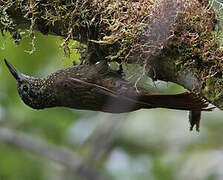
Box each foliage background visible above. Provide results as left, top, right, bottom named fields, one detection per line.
left=0, top=2, right=223, bottom=180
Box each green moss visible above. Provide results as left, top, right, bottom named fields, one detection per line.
left=1, top=0, right=223, bottom=103
left=2, top=0, right=222, bottom=64
left=160, top=0, right=223, bottom=103
left=202, top=78, right=223, bottom=102
left=0, top=0, right=154, bottom=61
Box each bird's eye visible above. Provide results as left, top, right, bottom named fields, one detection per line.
left=23, top=85, right=29, bottom=92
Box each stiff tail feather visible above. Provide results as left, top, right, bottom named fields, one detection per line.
left=138, top=92, right=213, bottom=111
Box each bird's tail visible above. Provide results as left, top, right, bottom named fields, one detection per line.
left=138, top=92, right=213, bottom=111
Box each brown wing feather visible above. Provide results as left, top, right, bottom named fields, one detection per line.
left=61, top=78, right=212, bottom=112
left=55, top=78, right=143, bottom=113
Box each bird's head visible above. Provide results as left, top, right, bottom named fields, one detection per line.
left=4, top=58, right=45, bottom=109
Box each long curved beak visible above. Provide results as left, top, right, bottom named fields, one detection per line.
left=4, top=58, right=26, bottom=81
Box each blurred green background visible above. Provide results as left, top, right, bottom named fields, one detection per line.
left=0, top=14, right=223, bottom=180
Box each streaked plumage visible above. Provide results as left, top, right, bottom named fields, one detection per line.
left=4, top=58, right=213, bottom=131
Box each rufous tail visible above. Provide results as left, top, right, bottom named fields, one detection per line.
left=138, top=92, right=213, bottom=111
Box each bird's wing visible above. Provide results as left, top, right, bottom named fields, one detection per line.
left=54, top=77, right=144, bottom=113
left=56, top=77, right=213, bottom=112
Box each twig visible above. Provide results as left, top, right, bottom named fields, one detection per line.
left=0, top=127, right=110, bottom=180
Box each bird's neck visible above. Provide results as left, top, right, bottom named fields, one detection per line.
left=34, top=77, right=60, bottom=109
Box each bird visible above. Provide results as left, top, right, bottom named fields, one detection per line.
left=4, top=58, right=213, bottom=131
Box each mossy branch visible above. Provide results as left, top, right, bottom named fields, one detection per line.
left=1, top=0, right=223, bottom=109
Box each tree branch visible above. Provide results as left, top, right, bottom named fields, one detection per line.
left=1, top=0, right=223, bottom=109
left=0, top=127, right=110, bottom=180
